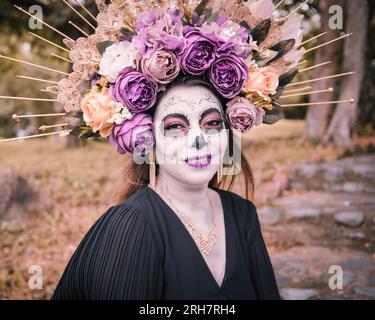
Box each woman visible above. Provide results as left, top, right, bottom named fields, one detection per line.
left=51, top=75, right=280, bottom=300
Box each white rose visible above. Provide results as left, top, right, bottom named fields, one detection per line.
left=199, top=22, right=220, bottom=37
left=106, top=103, right=133, bottom=125
left=219, top=21, right=238, bottom=41
left=99, top=41, right=138, bottom=83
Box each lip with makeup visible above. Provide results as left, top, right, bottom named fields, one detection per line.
left=184, top=154, right=212, bottom=169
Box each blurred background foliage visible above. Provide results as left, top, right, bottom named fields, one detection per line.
left=0, top=0, right=99, bottom=137
left=0, top=0, right=374, bottom=145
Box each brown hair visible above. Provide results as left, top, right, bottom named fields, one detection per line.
left=111, top=75, right=255, bottom=203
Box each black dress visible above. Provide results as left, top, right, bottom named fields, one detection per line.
left=51, top=185, right=280, bottom=300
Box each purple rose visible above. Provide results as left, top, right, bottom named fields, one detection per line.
left=111, top=67, right=157, bottom=113
left=198, top=19, right=252, bottom=58
left=179, top=28, right=219, bottom=76
left=132, top=10, right=185, bottom=56
left=167, top=9, right=184, bottom=25
left=135, top=10, right=158, bottom=32
left=141, top=50, right=180, bottom=90
left=217, top=38, right=251, bottom=58
left=209, top=53, right=248, bottom=99
left=216, top=14, right=228, bottom=26
left=109, top=113, right=155, bottom=156
left=226, top=97, right=265, bottom=133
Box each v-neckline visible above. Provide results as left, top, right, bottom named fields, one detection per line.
left=145, top=185, right=230, bottom=291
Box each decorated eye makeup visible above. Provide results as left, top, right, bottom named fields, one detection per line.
left=159, top=107, right=225, bottom=138
left=199, top=108, right=225, bottom=135
left=161, top=113, right=190, bottom=138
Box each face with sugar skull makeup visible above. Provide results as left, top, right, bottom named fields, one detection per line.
left=152, top=84, right=229, bottom=186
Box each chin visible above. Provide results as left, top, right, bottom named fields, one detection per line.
left=175, top=163, right=218, bottom=185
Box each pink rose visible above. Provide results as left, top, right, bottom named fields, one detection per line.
left=226, top=97, right=265, bottom=133
left=141, top=50, right=180, bottom=90
left=243, top=67, right=279, bottom=98
left=81, top=90, right=123, bottom=137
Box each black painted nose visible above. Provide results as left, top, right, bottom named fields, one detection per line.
left=192, top=133, right=207, bottom=150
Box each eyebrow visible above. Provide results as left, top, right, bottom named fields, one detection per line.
left=162, top=113, right=188, bottom=122
left=161, top=108, right=223, bottom=124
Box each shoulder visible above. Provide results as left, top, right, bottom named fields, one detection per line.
left=52, top=187, right=163, bottom=299
left=215, top=187, right=259, bottom=230
left=85, top=187, right=152, bottom=245
left=101, top=186, right=150, bottom=223
left=215, top=187, right=257, bottom=216
left=72, top=187, right=159, bottom=273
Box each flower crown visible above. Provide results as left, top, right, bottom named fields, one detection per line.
left=4, top=0, right=352, bottom=156
left=73, top=0, right=305, bottom=156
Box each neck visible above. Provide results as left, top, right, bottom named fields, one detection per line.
left=153, top=170, right=209, bottom=212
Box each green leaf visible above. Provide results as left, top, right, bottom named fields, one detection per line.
left=206, top=12, right=219, bottom=22
left=254, top=49, right=278, bottom=66
left=63, top=111, right=85, bottom=130
left=120, top=27, right=136, bottom=38
left=68, top=126, right=84, bottom=138
left=263, top=103, right=284, bottom=125
left=67, top=122, right=99, bottom=140
left=278, top=68, right=298, bottom=87
left=239, top=20, right=251, bottom=32
left=250, top=19, right=271, bottom=44
left=194, top=0, right=210, bottom=16
left=78, top=79, right=93, bottom=94
left=268, top=39, right=296, bottom=63
left=96, top=41, right=115, bottom=55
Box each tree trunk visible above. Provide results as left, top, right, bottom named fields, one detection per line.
left=305, top=0, right=344, bottom=143
left=323, top=0, right=368, bottom=146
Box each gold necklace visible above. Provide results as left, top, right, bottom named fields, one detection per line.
left=157, top=187, right=218, bottom=255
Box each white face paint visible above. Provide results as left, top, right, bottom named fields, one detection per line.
left=153, top=85, right=228, bottom=186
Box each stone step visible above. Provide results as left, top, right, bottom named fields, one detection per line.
left=271, top=246, right=375, bottom=300
left=257, top=191, right=375, bottom=226
left=287, top=155, right=375, bottom=193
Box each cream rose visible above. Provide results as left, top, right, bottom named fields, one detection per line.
left=243, top=67, right=279, bottom=98
left=81, top=90, right=127, bottom=137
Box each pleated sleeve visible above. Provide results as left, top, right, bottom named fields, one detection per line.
left=245, top=201, right=281, bottom=300
left=51, top=204, right=163, bottom=300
